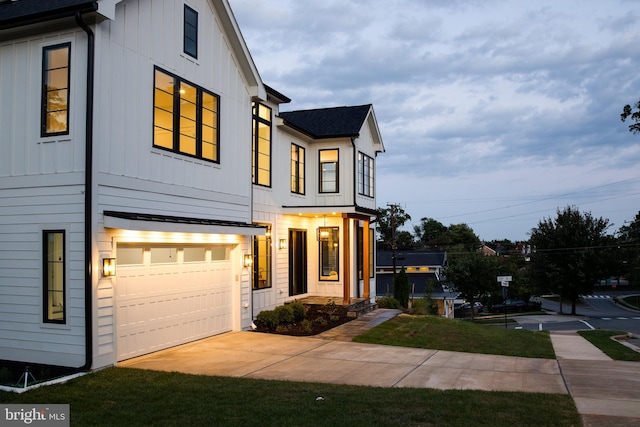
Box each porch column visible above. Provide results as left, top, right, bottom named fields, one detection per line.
left=342, top=216, right=350, bottom=305
left=363, top=219, right=370, bottom=300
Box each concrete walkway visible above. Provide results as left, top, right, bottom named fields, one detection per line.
left=120, top=309, right=640, bottom=426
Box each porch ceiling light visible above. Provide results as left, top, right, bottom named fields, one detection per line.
left=102, top=258, right=116, bottom=277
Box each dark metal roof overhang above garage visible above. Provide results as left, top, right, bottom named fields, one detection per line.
left=103, top=211, right=266, bottom=236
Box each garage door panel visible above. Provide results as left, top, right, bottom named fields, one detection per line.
left=117, top=258, right=233, bottom=361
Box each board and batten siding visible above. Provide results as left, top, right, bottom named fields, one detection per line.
left=0, top=27, right=90, bottom=367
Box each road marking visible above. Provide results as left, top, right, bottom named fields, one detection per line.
left=582, top=295, right=611, bottom=299
left=579, top=320, right=596, bottom=330
left=539, top=323, right=542, bottom=331
left=602, top=317, right=612, bottom=320
left=617, top=317, right=629, bottom=320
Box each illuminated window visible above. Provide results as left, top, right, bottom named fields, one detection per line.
left=41, top=43, right=70, bottom=136
left=319, top=149, right=338, bottom=193
left=253, top=225, right=271, bottom=289
left=43, top=231, right=65, bottom=323
left=153, top=67, right=219, bottom=162
left=252, top=103, right=272, bottom=186
left=319, top=227, right=339, bottom=281
left=291, top=143, right=305, bottom=194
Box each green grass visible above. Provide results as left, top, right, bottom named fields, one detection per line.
left=0, top=367, right=580, bottom=427
left=353, top=314, right=556, bottom=359
left=620, top=295, right=640, bottom=310
left=577, top=330, right=640, bottom=361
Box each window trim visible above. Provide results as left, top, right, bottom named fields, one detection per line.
left=43, top=230, right=66, bottom=324
left=41, top=42, right=71, bottom=137
left=358, top=152, right=374, bottom=197
left=319, top=149, right=339, bottom=193
left=319, top=226, right=340, bottom=281
left=252, top=224, right=272, bottom=290
left=291, top=143, right=305, bottom=195
left=252, top=102, right=272, bottom=187
left=153, top=66, right=220, bottom=163
left=183, top=5, right=198, bottom=59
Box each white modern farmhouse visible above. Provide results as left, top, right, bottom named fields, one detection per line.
left=0, top=0, right=384, bottom=371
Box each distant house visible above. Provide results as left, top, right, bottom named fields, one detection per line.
left=376, top=251, right=447, bottom=296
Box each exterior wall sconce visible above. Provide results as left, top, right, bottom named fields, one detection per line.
left=279, top=239, right=287, bottom=250
left=102, top=258, right=116, bottom=277
left=243, top=253, right=253, bottom=268
left=317, top=227, right=331, bottom=241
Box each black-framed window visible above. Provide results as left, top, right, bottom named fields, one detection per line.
left=41, top=43, right=71, bottom=137
left=319, top=227, right=339, bottom=281
left=319, top=149, right=338, bottom=193
left=252, top=102, right=272, bottom=186
left=358, top=152, right=374, bottom=197
left=153, top=67, right=219, bottom=162
left=291, top=143, right=305, bottom=194
left=43, top=230, right=65, bottom=323
left=369, top=228, right=375, bottom=278
left=184, top=5, right=198, bottom=59
left=252, top=225, right=271, bottom=290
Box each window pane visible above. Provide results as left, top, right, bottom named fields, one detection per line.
left=184, top=247, right=206, bottom=262
left=253, top=225, right=271, bottom=289
left=117, top=246, right=144, bottom=265
left=150, top=247, right=177, bottom=263
left=211, top=246, right=228, bottom=261
left=320, top=227, right=339, bottom=280
left=42, top=44, right=70, bottom=136
left=44, top=231, right=65, bottom=323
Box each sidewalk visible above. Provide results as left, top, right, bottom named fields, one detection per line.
left=120, top=309, right=640, bottom=426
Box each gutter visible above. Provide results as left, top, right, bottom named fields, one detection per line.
left=74, top=11, right=95, bottom=372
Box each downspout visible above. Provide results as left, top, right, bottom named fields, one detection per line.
left=75, top=11, right=94, bottom=371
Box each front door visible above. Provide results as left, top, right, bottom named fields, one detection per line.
left=289, top=229, right=307, bottom=296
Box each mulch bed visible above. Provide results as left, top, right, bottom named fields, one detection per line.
left=254, top=306, right=354, bottom=336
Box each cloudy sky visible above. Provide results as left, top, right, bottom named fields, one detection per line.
left=230, top=0, right=640, bottom=242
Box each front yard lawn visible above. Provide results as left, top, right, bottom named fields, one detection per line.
left=577, top=330, right=640, bottom=361
left=353, top=314, right=556, bottom=359
left=0, top=368, right=579, bottom=427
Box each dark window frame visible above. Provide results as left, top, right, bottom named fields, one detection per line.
left=252, top=102, right=272, bottom=187
left=319, top=149, right=339, bottom=193
left=291, top=143, right=305, bottom=194
left=153, top=66, right=220, bottom=163
left=319, top=226, right=340, bottom=281
left=41, top=42, right=71, bottom=137
left=252, top=224, right=272, bottom=290
left=43, top=230, right=66, bottom=324
left=183, top=5, right=198, bottom=59
left=358, top=152, right=374, bottom=197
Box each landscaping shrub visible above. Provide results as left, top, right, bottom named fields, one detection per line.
left=274, top=305, right=294, bottom=325
left=376, top=297, right=402, bottom=309
left=394, top=268, right=410, bottom=308
left=255, top=309, right=280, bottom=330
left=289, top=301, right=306, bottom=322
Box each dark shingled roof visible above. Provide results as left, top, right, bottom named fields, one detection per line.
left=279, top=104, right=371, bottom=138
left=0, top=0, right=98, bottom=29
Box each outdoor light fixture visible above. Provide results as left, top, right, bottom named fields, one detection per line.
left=102, top=258, right=116, bottom=277
left=243, top=254, right=253, bottom=268
left=279, top=239, right=287, bottom=250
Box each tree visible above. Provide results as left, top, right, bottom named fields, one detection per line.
left=443, top=251, right=499, bottom=320
left=621, top=99, right=640, bottom=134
left=376, top=206, right=412, bottom=250
left=616, top=211, right=640, bottom=285
left=413, top=217, right=449, bottom=249
left=393, top=267, right=410, bottom=308
left=448, top=223, right=481, bottom=251
left=528, top=206, right=613, bottom=315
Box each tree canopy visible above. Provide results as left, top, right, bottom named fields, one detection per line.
left=528, top=206, right=613, bottom=314
left=376, top=206, right=411, bottom=250
left=621, top=99, right=640, bottom=134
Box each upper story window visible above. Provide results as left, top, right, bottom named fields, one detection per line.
left=43, top=230, right=65, bottom=323
left=153, top=67, right=219, bottom=162
left=291, top=143, right=305, bottom=194
left=252, top=102, right=272, bottom=187
left=41, top=43, right=71, bottom=137
left=319, top=149, right=338, bottom=193
left=184, top=5, right=198, bottom=59
left=358, top=152, right=374, bottom=197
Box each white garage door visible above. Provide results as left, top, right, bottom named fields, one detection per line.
left=116, top=245, right=233, bottom=361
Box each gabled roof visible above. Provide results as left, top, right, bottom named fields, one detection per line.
left=0, top=0, right=98, bottom=30
left=279, top=105, right=372, bottom=139
left=377, top=251, right=447, bottom=267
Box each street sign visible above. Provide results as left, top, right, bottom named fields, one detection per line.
left=497, top=275, right=512, bottom=282
left=501, top=280, right=509, bottom=287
